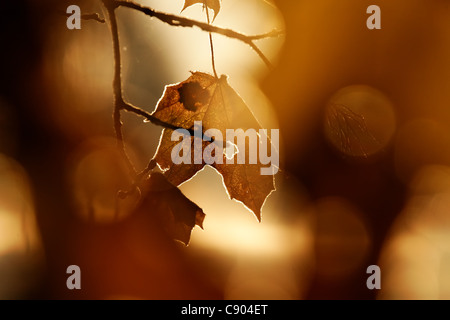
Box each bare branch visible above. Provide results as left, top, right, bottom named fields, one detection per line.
left=117, top=159, right=156, bottom=199
left=121, top=102, right=223, bottom=148
left=61, top=11, right=106, bottom=23
left=121, top=101, right=197, bottom=137
left=102, top=0, right=136, bottom=176
left=81, top=13, right=106, bottom=23
left=248, top=29, right=284, bottom=41
left=112, top=0, right=282, bottom=68
left=102, top=0, right=226, bottom=138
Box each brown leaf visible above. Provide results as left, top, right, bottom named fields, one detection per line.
left=181, top=0, right=221, bottom=20
left=141, top=172, right=205, bottom=245
left=151, top=72, right=276, bottom=221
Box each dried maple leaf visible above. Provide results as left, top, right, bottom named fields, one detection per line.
left=181, top=0, right=221, bottom=21
left=151, top=72, right=276, bottom=221
left=140, top=172, right=205, bottom=245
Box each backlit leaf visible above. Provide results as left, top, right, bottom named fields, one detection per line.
left=151, top=72, right=276, bottom=221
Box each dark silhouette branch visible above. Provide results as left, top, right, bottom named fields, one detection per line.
left=121, top=101, right=196, bottom=137
left=248, top=29, right=284, bottom=41
left=121, top=101, right=222, bottom=147
left=81, top=13, right=106, bottom=23
left=102, top=0, right=136, bottom=176
left=117, top=159, right=157, bottom=199
left=103, top=0, right=222, bottom=135
left=112, top=0, right=281, bottom=68
left=61, top=11, right=106, bottom=23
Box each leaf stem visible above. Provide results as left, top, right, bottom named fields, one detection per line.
left=204, top=2, right=218, bottom=78
left=102, top=0, right=136, bottom=176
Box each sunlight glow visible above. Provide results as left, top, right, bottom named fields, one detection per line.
left=179, top=166, right=314, bottom=299
left=0, top=155, right=44, bottom=299
left=379, top=165, right=450, bottom=299
left=123, top=0, right=284, bottom=128
left=180, top=167, right=309, bottom=257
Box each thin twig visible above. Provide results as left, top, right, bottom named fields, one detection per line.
left=121, top=101, right=196, bottom=136
left=204, top=2, right=218, bottom=79
left=113, top=0, right=280, bottom=68
left=121, top=101, right=222, bottom=146
left=61, top=11, right=106, bottom=23
left=117, top=159, right=156, bottom=199
left=81, top=13, right=106, bottom=23
left=102, top=0, right=136, bottom=176
left=248, top=29, right=284, bottom=40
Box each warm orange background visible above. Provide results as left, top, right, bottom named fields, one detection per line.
left=0, top=0, right=449, bottom=299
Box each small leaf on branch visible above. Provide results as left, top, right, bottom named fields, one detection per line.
left=181, top=0, right=221, bottom=20
left=151, top=72, right=276, bottom=221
